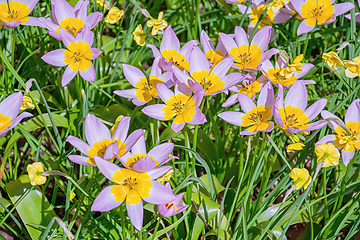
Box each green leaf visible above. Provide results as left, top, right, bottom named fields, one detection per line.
left=154, top=207, right=191, bottom=238
left=199, top=174, right=225, bottom=195
left=5, top=175, right=58, bottom=240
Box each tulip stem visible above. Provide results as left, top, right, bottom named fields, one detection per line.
left=322, top=168, right=329, bottom=223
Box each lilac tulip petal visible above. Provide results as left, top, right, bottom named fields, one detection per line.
left=68, top=155, right=94, bottom=166
left=112, top=116, right=130, bottom=141
left=301, top=120, right=328, bottom=132
left=0, top=92, right=22, bottom=119
left=342, top=150, right=355, bottom=166
left=75, top=0, right=88, bottom=19
left=285, top=81, right=307, bottom=111
left=79, top=64, right=95, bottom=82
left=171, top=122, right=185, bottom=133
left=66, top=135, right=90, bottom=155
left=189, top=47, right=209, bottom=75
left=316, top=135, right=336, bottom=146
left=180, top=40, right=198, bottom=59
left=85, top=114, right=111, bottom=146
left=274, top=109, right=285, bottom=128
left=147, top=44, right=161, bottom=58
left=188, top=80, right=204, bottom=95
left=131, top=135, right=147, bottom=155
left=188, top=108, right=207, bottom=125
left=212, top=58, right=234, bottom=78
left=234, top=26, right=249, bottom=47
left=86, top=12, right=103, bottom=28
left=240, top=129, right=257, bottom=136
left=142, top=105, right=167, bottom=120
left=2, top=21, right=21, bottom=28
left=304, top=99, right=327, bottom=121
left=142, top=180, right=175, bottom=204
left=124, top=129, right=146, bottom=152
left=222, top=94, right=238, bottom=107
left=54, top=0, right=74, bottom=22
left=148, top=166, right=172, bottom=179
left=273, top=10, right=292, bottom=24
left=345, top=99, right=360, bottom=123
left=9, top=112, right=32, bottom=130
left=22, top=17, right=42, bottom=27
left=59, top=28, right=75, bottom=49
left=91, top=48, right=102, bottom=59
left=91, top=186, right=122, bottom=212
left=42, top=49, right=67, bottom=67
left=123, top=64, right=146, bottom=87
left=132, top=157, right=156, bottom=172
left=150, top=57, right=162, bottom=77
left=200, top=30, right=214, bottom=53
left=157, top=83, right=174, bottom=103
left=160, top=26, right=180, bottom=53
left=238, top=93, right=256, bottom=112
left=334, top=3, right=354, bottom=17
left=94, top=156, right=122, bottom=181
left=321, top=110, right=345, bottom=131
left=218, top=111, right=244, bottom=126
left=172, top=66, right=190, bottom=85
left=114, top=89, right=137, bottom=99
left=257, top=82, right=274, bottom=108
left=148, top=143, right=174, bottom=164
left=293, top=63, right=313, bottom=79
left=251, top=26, right=271, bottom=51
left=126, top=200, right=143, bottom=231
left=297, top=20, right=314, bottom=36
left=219, top=33, right=237, bottom=53
left=103, top=141, right=119, bottom=160
left=62, top=66, right=77, bottom=86
left=237, top=4, right=252, bottom=14
left=290, top=0, right=305, bottom=17
left=261, top=48, right=279, bottom=62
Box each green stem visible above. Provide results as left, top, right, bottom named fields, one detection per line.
left=303, top=32, right=311, bottom=59
left=120, top=205, right=127, bottom=240
left=322, top=168, right=329, bottom=222
left=151, top=217, right=161, bottom=240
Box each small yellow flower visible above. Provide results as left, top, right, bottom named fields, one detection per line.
left=322, top=52, right=343, bottom=68
left=343, top=57, right=360, bottom=78
left=287, top=142, right=305, bottom=152
left=20, top=96, right=35, bottom=111
left=97, top=0, right=109, bottom=10
left=70, top=191, right=76, bottom=201
left=27, top=162, right=47, bottom=186
left=105, top=7, right=124, bottom=24
left=267, top=0, right=290, bottom=13
left=315, top=143, right=340, bottom=168
left=147, top=12, right=168, bottom=35
left=132, top=24, right=147, bottom=46
left=289, top=168, right=312, bottom=190
left=157, top=169, right=173, bottom=184
left=110, top=115, right=124, bottom=136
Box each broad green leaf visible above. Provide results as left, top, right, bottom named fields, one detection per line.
left=5, top=175, right=57, bottom=240
left=199, top=174, right=225, bottom=195
left=203, top=229, right=231, bottom=240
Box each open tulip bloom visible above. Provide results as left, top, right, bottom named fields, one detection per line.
left=200, top=30, right=227, bottom=69
left=147, top=25, right=198, bottom=72
left=274, top=81, right=327, bottom=134
left=219, top=26, right=278, bottom=71
left=114, top=57, right=173, bottom=106
left=318, top=99, right=360, bottom=165
left=172, top=46, right=244, bottom=96
left=0, top=0, right=40, bottom=28
left=157, top=182, right=188, bottom=218
left=66, top=114, right=145, bottom=166
left=142, top=83, right=206, bottom=133
left=38, top=0, right=102, bottom=40
left=41, top=26, right=102, bottom=86
left=290, top=0, right=355, bottom=36
left=218, top=82, right=274, bottom=135
left=222, top=73, right=262, bottom=107
left=260, top=55, right=315, bottom=88
left=91, top=156, right=176, bottom=230
left=0, top=92, right=32, bottom=138
left=119, top=135, right=176, bottom=172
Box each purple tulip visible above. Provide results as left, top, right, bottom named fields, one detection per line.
left=0, top=0, right=40, bottom=28
left=157, top=182, right=188, bottom=218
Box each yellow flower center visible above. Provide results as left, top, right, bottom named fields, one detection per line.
left=334, top=122, right=360, bottom=152
left=162, top=93, right=196, bottom=124
left=279, top=105, right=310, bottom=131
left=87, top=139, right=127, bottom=165
left=191, top=70, right=225, bottom=96
left=111, top=169, right=152, bottom=204
left=266, top=68, right=297, bottom=86
left=250, top=5, right=275, bottom=29
left=134, top=76, right=164, bottom=102
left=125, top=154, right=159, bottom=168
left=0, top=1, right=30, bottom=24
left=237, top=81, right=261, bottom=98
left=161, top=49, right=189, bottom=71
left=56, top=18, right=86, bottom=37
left=205, top=49, right=224, bottom=68
left=165, top=202, right=178, bottom=212
left=241, top=105, right=272, bottom=133
left=301, top=0, right=334, bottom=27
left=63, top=41, right=93, bottom=71
left=0, top=114, right=12, bottom=132
left=229, top=44, right=262, bottom=70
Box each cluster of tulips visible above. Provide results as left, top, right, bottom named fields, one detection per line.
left=1, top=0, right=360, bottom=232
